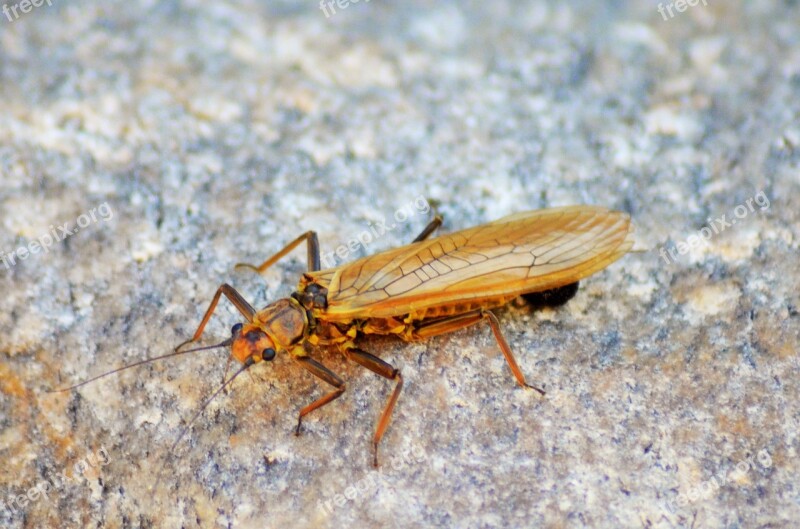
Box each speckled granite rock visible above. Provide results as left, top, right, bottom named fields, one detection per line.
left=1, top=1, right=799, bottom=528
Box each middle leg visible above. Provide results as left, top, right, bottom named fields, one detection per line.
left=236, top=230, right=321, bottom=274
left=412, top=214, right=443, bottom=243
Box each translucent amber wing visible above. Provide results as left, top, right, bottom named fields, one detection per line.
left=313, top=205, right=634, bottom=320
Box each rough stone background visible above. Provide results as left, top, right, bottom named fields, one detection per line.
left=1, top=1, right=799, bottom=528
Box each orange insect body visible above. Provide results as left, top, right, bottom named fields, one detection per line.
left=56, top=205, right=635, bottom=466
left=221, top=205, right=634, bottom=463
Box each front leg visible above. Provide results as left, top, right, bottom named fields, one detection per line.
left=176, top=284, right=256, bottom=352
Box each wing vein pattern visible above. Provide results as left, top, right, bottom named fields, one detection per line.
left=309, top=205, right=634, bottom=320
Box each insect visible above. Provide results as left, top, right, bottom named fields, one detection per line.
left=53, top=205, right=635, bottom=466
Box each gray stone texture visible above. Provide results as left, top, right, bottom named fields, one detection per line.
left=1, top=1, right=798, bottom=528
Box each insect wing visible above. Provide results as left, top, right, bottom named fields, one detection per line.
left=316, top=206, right=634, bottom=319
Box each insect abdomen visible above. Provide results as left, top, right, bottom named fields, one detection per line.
left=410, top=296, right=515, bottom=320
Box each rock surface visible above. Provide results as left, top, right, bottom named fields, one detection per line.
left=1, top=1, right=798, bottom=528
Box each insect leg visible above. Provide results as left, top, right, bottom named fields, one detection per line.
left=343, top=347, right=403, bottom=467
left=481, top=310, right=545, bottom=394
left=412, top=214, right=443, bottom=242
left=235, top=230, right=321, bottom=273
left=294, top=356, right=346, bottom=435
left=176, top=284, right=256, bottom=352
left=413, top=310, right=545, bottom=395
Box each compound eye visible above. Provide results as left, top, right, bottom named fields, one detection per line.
left=231, top=323, right=243, bottom=335
left=262, top=348, right=276, bottom=361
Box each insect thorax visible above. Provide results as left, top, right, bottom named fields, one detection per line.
left=253, top=298, right=308, bottom=350
left=292, top=282, right=328, bottom=311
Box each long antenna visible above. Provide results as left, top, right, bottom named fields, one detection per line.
left=152, top=359, right=253, bottom=492
left=46, top=338, right=234, bottom=393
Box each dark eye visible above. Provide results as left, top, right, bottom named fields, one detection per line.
left=231, top=323, right=243, bottom=335
left=262, top=348, right=276, bottom=361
